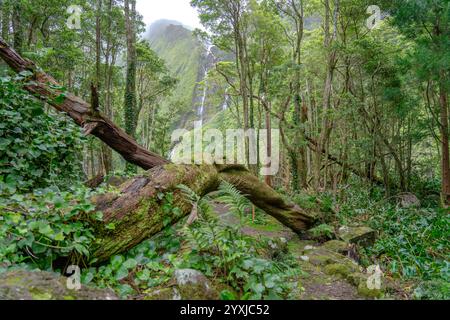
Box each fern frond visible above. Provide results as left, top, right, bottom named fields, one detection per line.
left=215, top=180, right=251, bottom=219
left=177, top=184, right=200, bottom=204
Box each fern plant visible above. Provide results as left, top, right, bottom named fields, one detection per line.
left=216, top=180, right=252, bottom=225
left=176, top=183, right=299, bottom=300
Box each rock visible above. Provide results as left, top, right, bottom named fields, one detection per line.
left=145, top=288, right=182, bottom=300
left=398, top=193, right=420, bottom=208
left=0, top=270, right=118, bottom=300
left=308, top=248, right=345, bottom=266
left=324, top=263, right=359, bottom=279
left=338, top=226, right=376, bottom=247
left=321, top=240, right=350, bottom=255
left=357, top=281, right=383, bottom=299
left=146, top=269, right=219, bottom=300
left=300, top=256, right=310, bottom=262
left=304, top=224, right=336, bottom=241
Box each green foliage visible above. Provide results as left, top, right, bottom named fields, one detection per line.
left=318, top=178, right=450, bottom=299
left=81, top=226, right=182, bottom=299
left=178, top=182, right=300, bottom=300
left=413, top=279, right=450, bottom=300
left=366, top=206, right=449, bottom=283
left=309, top=224, right=335, bottom=240
left=0, top=77, right=85, bottom=194
left=0, top=186, right=99, bottom=271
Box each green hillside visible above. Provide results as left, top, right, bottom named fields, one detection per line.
left=144, top=20, right=203, bottom=129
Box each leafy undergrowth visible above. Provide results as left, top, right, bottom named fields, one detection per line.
left=0, top=187, right=101, bottom=272
left=0, top=76, right=84, bottom=195
left=289, top=179, right=450, bottom=300
left=80, top=182, right=302, bottom=300
left=0, top=181, right=302, bottom=300
left=1, top=168, right=447, bottom=300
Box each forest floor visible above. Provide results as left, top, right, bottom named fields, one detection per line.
left=212, top=202, right=407, bottom=300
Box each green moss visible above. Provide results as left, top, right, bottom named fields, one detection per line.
left=357, top=281, right=383, bottom=299
left=4, top=276, right=23, bottom=286
left=321, top=240, right=349, bottom=254
left=30, top=288, right=53, bottom=300
left=324, top=263, right=356, bottom=278
left=144, top=288, right=177, bottom=300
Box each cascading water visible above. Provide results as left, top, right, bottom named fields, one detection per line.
left=170, top=43, right=230, bottom=161
left=222, top=90, right=230, bottom=111
left=197, top=44, right=214, bottom=126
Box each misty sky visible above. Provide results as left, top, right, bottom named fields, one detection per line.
left=136, top=0, right=202, bottom=29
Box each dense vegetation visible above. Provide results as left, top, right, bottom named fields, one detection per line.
left=0, top=0, right=448, bottom=300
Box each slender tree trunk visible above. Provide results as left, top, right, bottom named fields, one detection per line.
left=124, top=0, right=138, bottom=173
left=264, top=103, right=272, bottom=187
left=11, top=1, right=23, bottom=54
left=439, top=72, right=450, bottom=207
left=316, top=0, right=338, bottom=191
left=1, top=1, right=9, bottom=41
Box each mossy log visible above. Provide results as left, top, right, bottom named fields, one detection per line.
left=90, top=164, right=219, bottom=263
left=90, top=164, right=315, bottom=263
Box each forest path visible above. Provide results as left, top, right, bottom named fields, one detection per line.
left=211, top=202, right=376, bottom=300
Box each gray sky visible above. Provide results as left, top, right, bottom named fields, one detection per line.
left=136, top=0, right=202, bottom=29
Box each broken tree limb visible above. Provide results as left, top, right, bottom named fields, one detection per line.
left=0, top=37, right=168, bottom=169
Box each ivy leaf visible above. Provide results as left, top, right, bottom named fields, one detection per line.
left=39, top=224, right=54, bottom=236
left=111, top=255, right=124, bottom=270
left=106, top=223, right=116, bottom=230
left=0, top=138, right=12, bottom=151
left=54, top=232, right=65, bottom=241
left=93, top=212, right=103, bottom=221
left=115, top=266, right=129, bottom=281
left=123, top=258, right=137, bottom=270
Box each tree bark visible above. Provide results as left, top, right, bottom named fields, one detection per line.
left=1, top=1, right=10, bottom=41
left=439, top=72, right=450, bottom=207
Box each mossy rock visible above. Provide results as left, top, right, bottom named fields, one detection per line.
left=0, top=270, right=118, bottom=300
left=304, top=224, right=336, bottom=242
left=145, top=269, right=220, bottom=300
left=338, top=226, right=376, bottom=247
left=144, top=288, right=182, bottom=300
left=321, top=240, right=349, bottom=255
left=324, top=263, right=359, bottom=279
left=357, top=281, right=383, bottom=299
left=308, top=248, right=344, bottom=266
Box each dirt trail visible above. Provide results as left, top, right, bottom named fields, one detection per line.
left=212, top=202, right=381, bottom=300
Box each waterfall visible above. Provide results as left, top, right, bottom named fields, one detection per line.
left=197, top=44, right=214, bottom=126
left=222, top=88, right=230, bottom=111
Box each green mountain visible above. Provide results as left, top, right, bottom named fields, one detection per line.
left=144, top=20, right=229, bottom=130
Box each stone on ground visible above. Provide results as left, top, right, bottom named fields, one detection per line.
left=0, top=270, right=118, bottom=300
left=145, top=269, right=220, bottom=300
left=338, top=226, right=377, bottom=247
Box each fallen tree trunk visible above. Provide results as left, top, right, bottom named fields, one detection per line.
left=90, top=164, right=315, bottom=263
left=0, top=38, right=316, bottom=263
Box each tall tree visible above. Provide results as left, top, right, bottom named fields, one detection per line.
left=124, top=0, right=138, bottom=173
left=383, top=0, right=450, bottom=206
